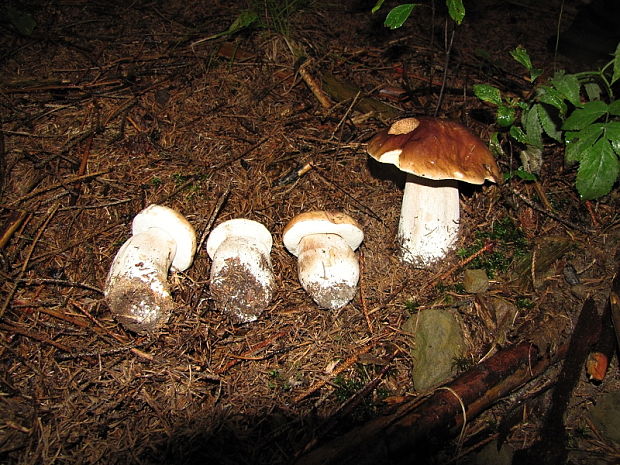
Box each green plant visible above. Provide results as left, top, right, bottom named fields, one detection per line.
left=192, top=0, right=305, bottom=45
left=452, top=355, right=473, bottom=372
left=372, top=0, right=465, bottom=29
left=404, top=299, right=419, bottom=312
left=5, top=6, right=36, bottom=36
left=456, top=217, right=528, bottom=277
left=333, top=374, right=364, bottom=401
left=515, top=296, right=534, bottom=309
left=474, top=44, right=620, bottom=200
left=267, top=369, right=292, bottom=390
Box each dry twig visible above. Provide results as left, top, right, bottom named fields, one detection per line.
left=1, top=204, right=59, bottom=319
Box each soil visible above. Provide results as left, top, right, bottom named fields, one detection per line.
left=1, top=1, right=619, bottom=464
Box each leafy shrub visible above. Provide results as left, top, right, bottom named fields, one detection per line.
left=474, top=45, right=620, bottom=200
left=372, top=0, right=465, bottom=29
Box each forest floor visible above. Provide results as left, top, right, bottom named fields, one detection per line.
left=1, top=1, right=619, bottom=464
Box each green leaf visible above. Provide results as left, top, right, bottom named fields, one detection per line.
left=605, top=121, right=620, bottom=140
left=550, top=71, right=581, bottom=107
left=584, top=82, right=602, bottom=102
left=510, top=125, right=527, bottom=144
left=226, top=9, right=258, bottom=34
left=613, top=42, right=620, bottom=85
left=371, top=0, right=385, bottom=13
left=523, top=106, right=543, bottom=148
left=510, top=46, right=542, bottom=81
left=605, top=121, right=620, bottom=155
left=446, top=0, right=465, bottom=25
left=535, top=103, right=561, bottom=141
left=537, top=86, right=567, bottom=115
left=562, top=100, right=608, bottom=131
left=197, top=9, right=258, bottom=41
left=510, top=46, right=532, bottom=69
left=473, top=84, right=502, bottom=105
left=6, top=6, right=36, bottom=36
left=608, top=100, right=620, bottom=116
left=575, top=138, right=619, bottom=199
left=564, top=124, right=605, bottom=163
left=514, top=168, right=538, bottom=181
left=384, top=4, right=417, bottom=29
left=488, top=132, right=504, bottom=158
left=496, top=105, right=516, bottom=127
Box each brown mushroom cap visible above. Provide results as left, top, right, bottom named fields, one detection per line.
left=367, top=117, right=502, bottom=184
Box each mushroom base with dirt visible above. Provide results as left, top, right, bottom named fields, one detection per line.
left=206, top=219, right=276, bottom=323
left=104, top=204, right=197, bottom=333
left=283, top=211, right=364, bottom=310
left=296, top=233, right=360, bottom=310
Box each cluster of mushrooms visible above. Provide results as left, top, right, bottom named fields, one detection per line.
left=104, top=117, right=501, bottom=332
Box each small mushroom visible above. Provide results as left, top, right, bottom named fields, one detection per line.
left=283, top=211, right=364, bottom=310
left=206, top=219, right=275, bottom=323
left=367, top=117, right=502, bottom=267
left=104, top=204, right=197, bottom=332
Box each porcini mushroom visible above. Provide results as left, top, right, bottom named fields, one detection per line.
left=104, top=204, right=197, bottom=332
left=206, top=219, right=275, bottom=323
left=367, top=117, right=501, bottom=267
left=283, top=211, right=364, bottom=310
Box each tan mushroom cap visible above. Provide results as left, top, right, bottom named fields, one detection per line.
left=283, top=211, right=364, bottom=257
left=367, top=117, right=502, bottom=184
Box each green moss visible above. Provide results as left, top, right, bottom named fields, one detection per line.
left=457, top=217, right=529, bottom=277
left=515, top=297, right=534, bottom=309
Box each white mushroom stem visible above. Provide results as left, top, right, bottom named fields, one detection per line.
left=397, top=174, right=460, bottom=267
left=206, top=219, right=275, bottom=323
left=104, top=228, right=177, bottom=332
left=296, top=233, right=360, bottom=310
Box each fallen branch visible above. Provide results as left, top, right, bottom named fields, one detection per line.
left=294, top=340, right=564, bottom=465
left=298, top=61, right=332, bottom=109
left=1, top=204, right=59, bottom=319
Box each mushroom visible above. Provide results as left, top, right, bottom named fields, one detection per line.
left=283, top=211, right=364, bottom=310
left=367, top=117, right=501, bottom=267
left=206, top=219, right=275, bottom=323
left=104, top=204, right=197, bottom=332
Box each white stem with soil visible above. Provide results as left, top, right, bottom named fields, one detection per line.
left=104, top=228, right=177, bottom=332
left=296, top=233, right=360, bottom=310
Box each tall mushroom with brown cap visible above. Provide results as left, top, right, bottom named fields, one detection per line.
left=367, top=117, right=501, bottom=267
left=283, top=211, right=364, bottom=310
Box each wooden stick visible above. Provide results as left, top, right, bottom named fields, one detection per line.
left=215, top=329, right=288, bottom=375
left=294, top=343, right=374, bottom=403
left=358, top=250, right=373, bottom=334
left=0, top=322, right=73, bottom=353
left=507, top=185, right=590, bottom=234
left=299, top=61, right=332, bottom=109
left=0, top=204, right=59, bottom=319
left=294, top=340, right=568, bottom=465
left=0, top=210, right=28, bottom=249
left=70, top=300, right=154, bottom=361
left=9, top=170, right=110, bottom=205
left=298, top=350, right=398, bottom=457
